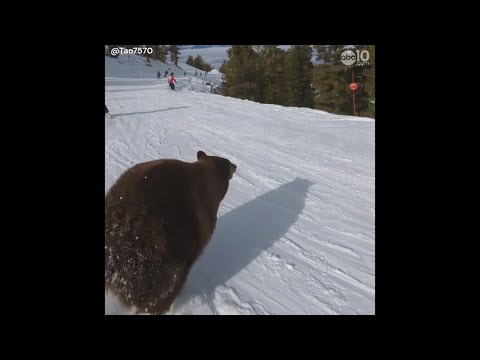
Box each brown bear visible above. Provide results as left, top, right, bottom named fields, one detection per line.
left=105, top=151, right=237, bottom=315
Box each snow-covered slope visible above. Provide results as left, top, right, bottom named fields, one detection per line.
left=105, top=53, right=220, bottom=80
left=105, top=54, right=375, bottom=315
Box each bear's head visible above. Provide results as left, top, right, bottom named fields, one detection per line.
left=197, top=150, right=237, bottom=180
left=196, top=150, right=236, bottom=207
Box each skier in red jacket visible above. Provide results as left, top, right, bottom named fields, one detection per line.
left=168, top=72, right=177, bottom=90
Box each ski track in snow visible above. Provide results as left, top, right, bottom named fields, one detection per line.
left=105, top=54, right=375, bottom=315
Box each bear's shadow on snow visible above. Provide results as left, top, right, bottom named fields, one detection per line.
left=171, top=177, right=314, bottom=313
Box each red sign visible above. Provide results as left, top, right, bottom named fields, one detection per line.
left=350, top=83, right=358, bottom=91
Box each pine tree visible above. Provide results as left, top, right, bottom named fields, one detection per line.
left=361, top=45, right=375, bottom=118
left=150, top=45, right=159, bottom=60
left=259, top=45, right=287, bottom=105
left=176, top=46, right=181, bottom=66
left=219, top=60, right=227, bottom=73
left=221, top=45, right=261, bottom=102
left=193, top=55, right=203, bottom=69
left=169, top=45, right=181, bottom=66
left=144, top=45, right=152, bottom=63
left=190, top=54, right=213, bottom=72
left=313, top=45, right=352, bottom=115
left=284, top=45, right=314, bottom=108
left=219, top=60, right=228, bottom=93
left=186, top=55, right=194, bottom=66
left=314, top=45, right=345, bottom=65
left=158, top=45, right=168, bottom=63
left=313, top=63, right=350, bottom=114
left=151, top=45, right=164, bottom=62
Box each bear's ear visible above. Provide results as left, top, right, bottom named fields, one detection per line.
left=229, top=162, right=237, bottom=179
left=197, top=151, right=207, bottom=160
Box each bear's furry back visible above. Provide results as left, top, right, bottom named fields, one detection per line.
left=105, top=158, right=229, bottom=315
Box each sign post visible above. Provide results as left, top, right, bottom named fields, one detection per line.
left=350, top=70, right=358, bottom=116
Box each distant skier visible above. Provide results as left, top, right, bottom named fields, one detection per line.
left=157, top=71, right=161, bottom=80
left=168, top=72, right=177, bottom=90
left=184, top=71, right=186, bottom=76
left=164, top=70, right=168, bottom=77
left=195, top=70, right=197, bottom=76
left=105, top=104, right=111, bottom=118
